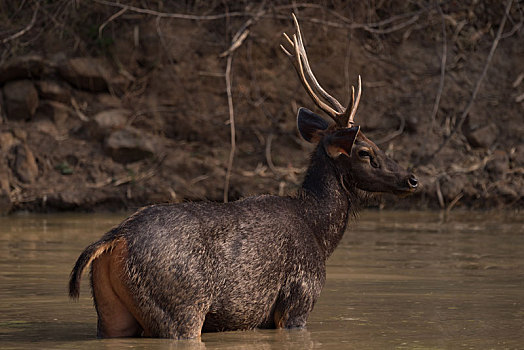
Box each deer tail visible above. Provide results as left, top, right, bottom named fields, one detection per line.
left=68, top=234, right=121, bottom=299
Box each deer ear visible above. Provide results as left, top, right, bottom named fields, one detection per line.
left=324, top=126, right=360, bottom=158
left=297, top=107, right=330, bottom=143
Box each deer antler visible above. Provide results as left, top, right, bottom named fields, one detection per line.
left=280, top=13, right=362, bottom=128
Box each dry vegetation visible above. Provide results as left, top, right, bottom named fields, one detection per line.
left=0, top=0, right=522, bottom=214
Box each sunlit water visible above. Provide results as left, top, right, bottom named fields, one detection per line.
left=0, top=211, right=522, bottom=349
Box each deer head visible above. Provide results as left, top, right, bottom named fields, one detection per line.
left=281, top=14, right=418, bottom=196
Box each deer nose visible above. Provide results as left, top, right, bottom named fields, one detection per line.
left=407, top=175, right=418, bottom=189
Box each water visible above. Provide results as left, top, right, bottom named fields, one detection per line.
left=0, top=211, right=522, bottom=349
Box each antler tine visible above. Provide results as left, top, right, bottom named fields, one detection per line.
left=342, top=75, right=362, bottom=127
left=280, top=33, right=339, bottom=120
left=291, top=14, right=345, bottom=114
left=349, top=75, right=362, bottom=126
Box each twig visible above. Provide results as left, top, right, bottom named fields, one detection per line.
left=446, top=192, right=463, bottom=214
left=94, top=0, right=248, bottom=20
left=265, top=133, right=278, bottom=174
left=220, top=29, right=250, bottom=57
left=448, top=154, right=494, bottom=174
left=375, top=115, right=406, bottom=145
left=287, top=1, right=440, bottom=34
left=331, top=5, right=426, bottom=28
left=99, top=7, right=127, bottom=39
left=356, top=14, right=422, bottom=34
left=94, top=0, right=431, bottom=36
left=221, top=4, right=265, bottom=57
left=278, top=181, right=286, bottom=196
left=435, top=178, right=445, bottom=209
left=275, top=3, right=432, bottom=34
left=430, top=3, right=447, bottom=129
left=506, top=167, right=524, bottom=175
left=513, top=73, right=524, bottom=88
left=291, top=14, right=422, bottom=34
left=417, top=0, right=514, bottom=166
left=264, top=132, right=305, bottom=181
left=155, top=16, right=177, bottom=70
left=501, top=3, right=523, bottom=40
left=70, top=97, right=89, bottom=122
left=88, top=156, right=165, bottom=188
left=1, top=3, right=39, bottom=44
left=223, top=54, right=235, bottom=203
left=189, top=175, right=210, bottom=186
left=38, top=4, right=85, bottom=50
left=11, top=0, right=28, bottom=18
left=88, top=168, right=156, bottom=188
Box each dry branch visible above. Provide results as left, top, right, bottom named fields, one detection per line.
left=265, top=133, right=277, bottom=174
left=220, top=30, right=250, bottom=58
left=430, top=3, right=448, bottom=129
left=446, top=192, right=463, bottom=213
left=99, top=7, right=127, bottom=39
left=1, top=3, right=39, bottom=44
left=94, top=0, right=248, bottom=20
left=223, top=54, right=235, bottom=203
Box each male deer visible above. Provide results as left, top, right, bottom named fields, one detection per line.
left=69, top=14, right=417, bottom=339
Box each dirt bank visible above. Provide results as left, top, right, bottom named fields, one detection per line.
left=0, top=1, right=522, bottom=214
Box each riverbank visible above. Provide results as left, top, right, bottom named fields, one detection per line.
left=0, top=1, right=522, bottom=214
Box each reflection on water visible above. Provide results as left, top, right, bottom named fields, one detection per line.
left=0, top=211, right=523, bottom=349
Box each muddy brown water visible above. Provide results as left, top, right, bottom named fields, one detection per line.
left=0, top=211, right=522, bottom=349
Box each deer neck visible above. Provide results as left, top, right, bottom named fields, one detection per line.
left=299, top=146, right=356, bottom=258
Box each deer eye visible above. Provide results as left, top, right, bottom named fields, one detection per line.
left=358, top=150, right=371, bottom=158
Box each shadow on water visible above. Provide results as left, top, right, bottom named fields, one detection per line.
left=0, top=211, right=523, bottom=349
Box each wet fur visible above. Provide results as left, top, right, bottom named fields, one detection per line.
left=69, top=143, right=361, bottom=338
left=69, top=105, right=416, bottom=339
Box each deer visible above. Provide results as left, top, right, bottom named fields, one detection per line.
left=69, top=14, right=418, bottom=339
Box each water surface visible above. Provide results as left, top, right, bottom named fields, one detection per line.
left=0, top=211, right=522, bottom=349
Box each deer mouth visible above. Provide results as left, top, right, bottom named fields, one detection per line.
left=393, top=188, right=417, bottom=197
